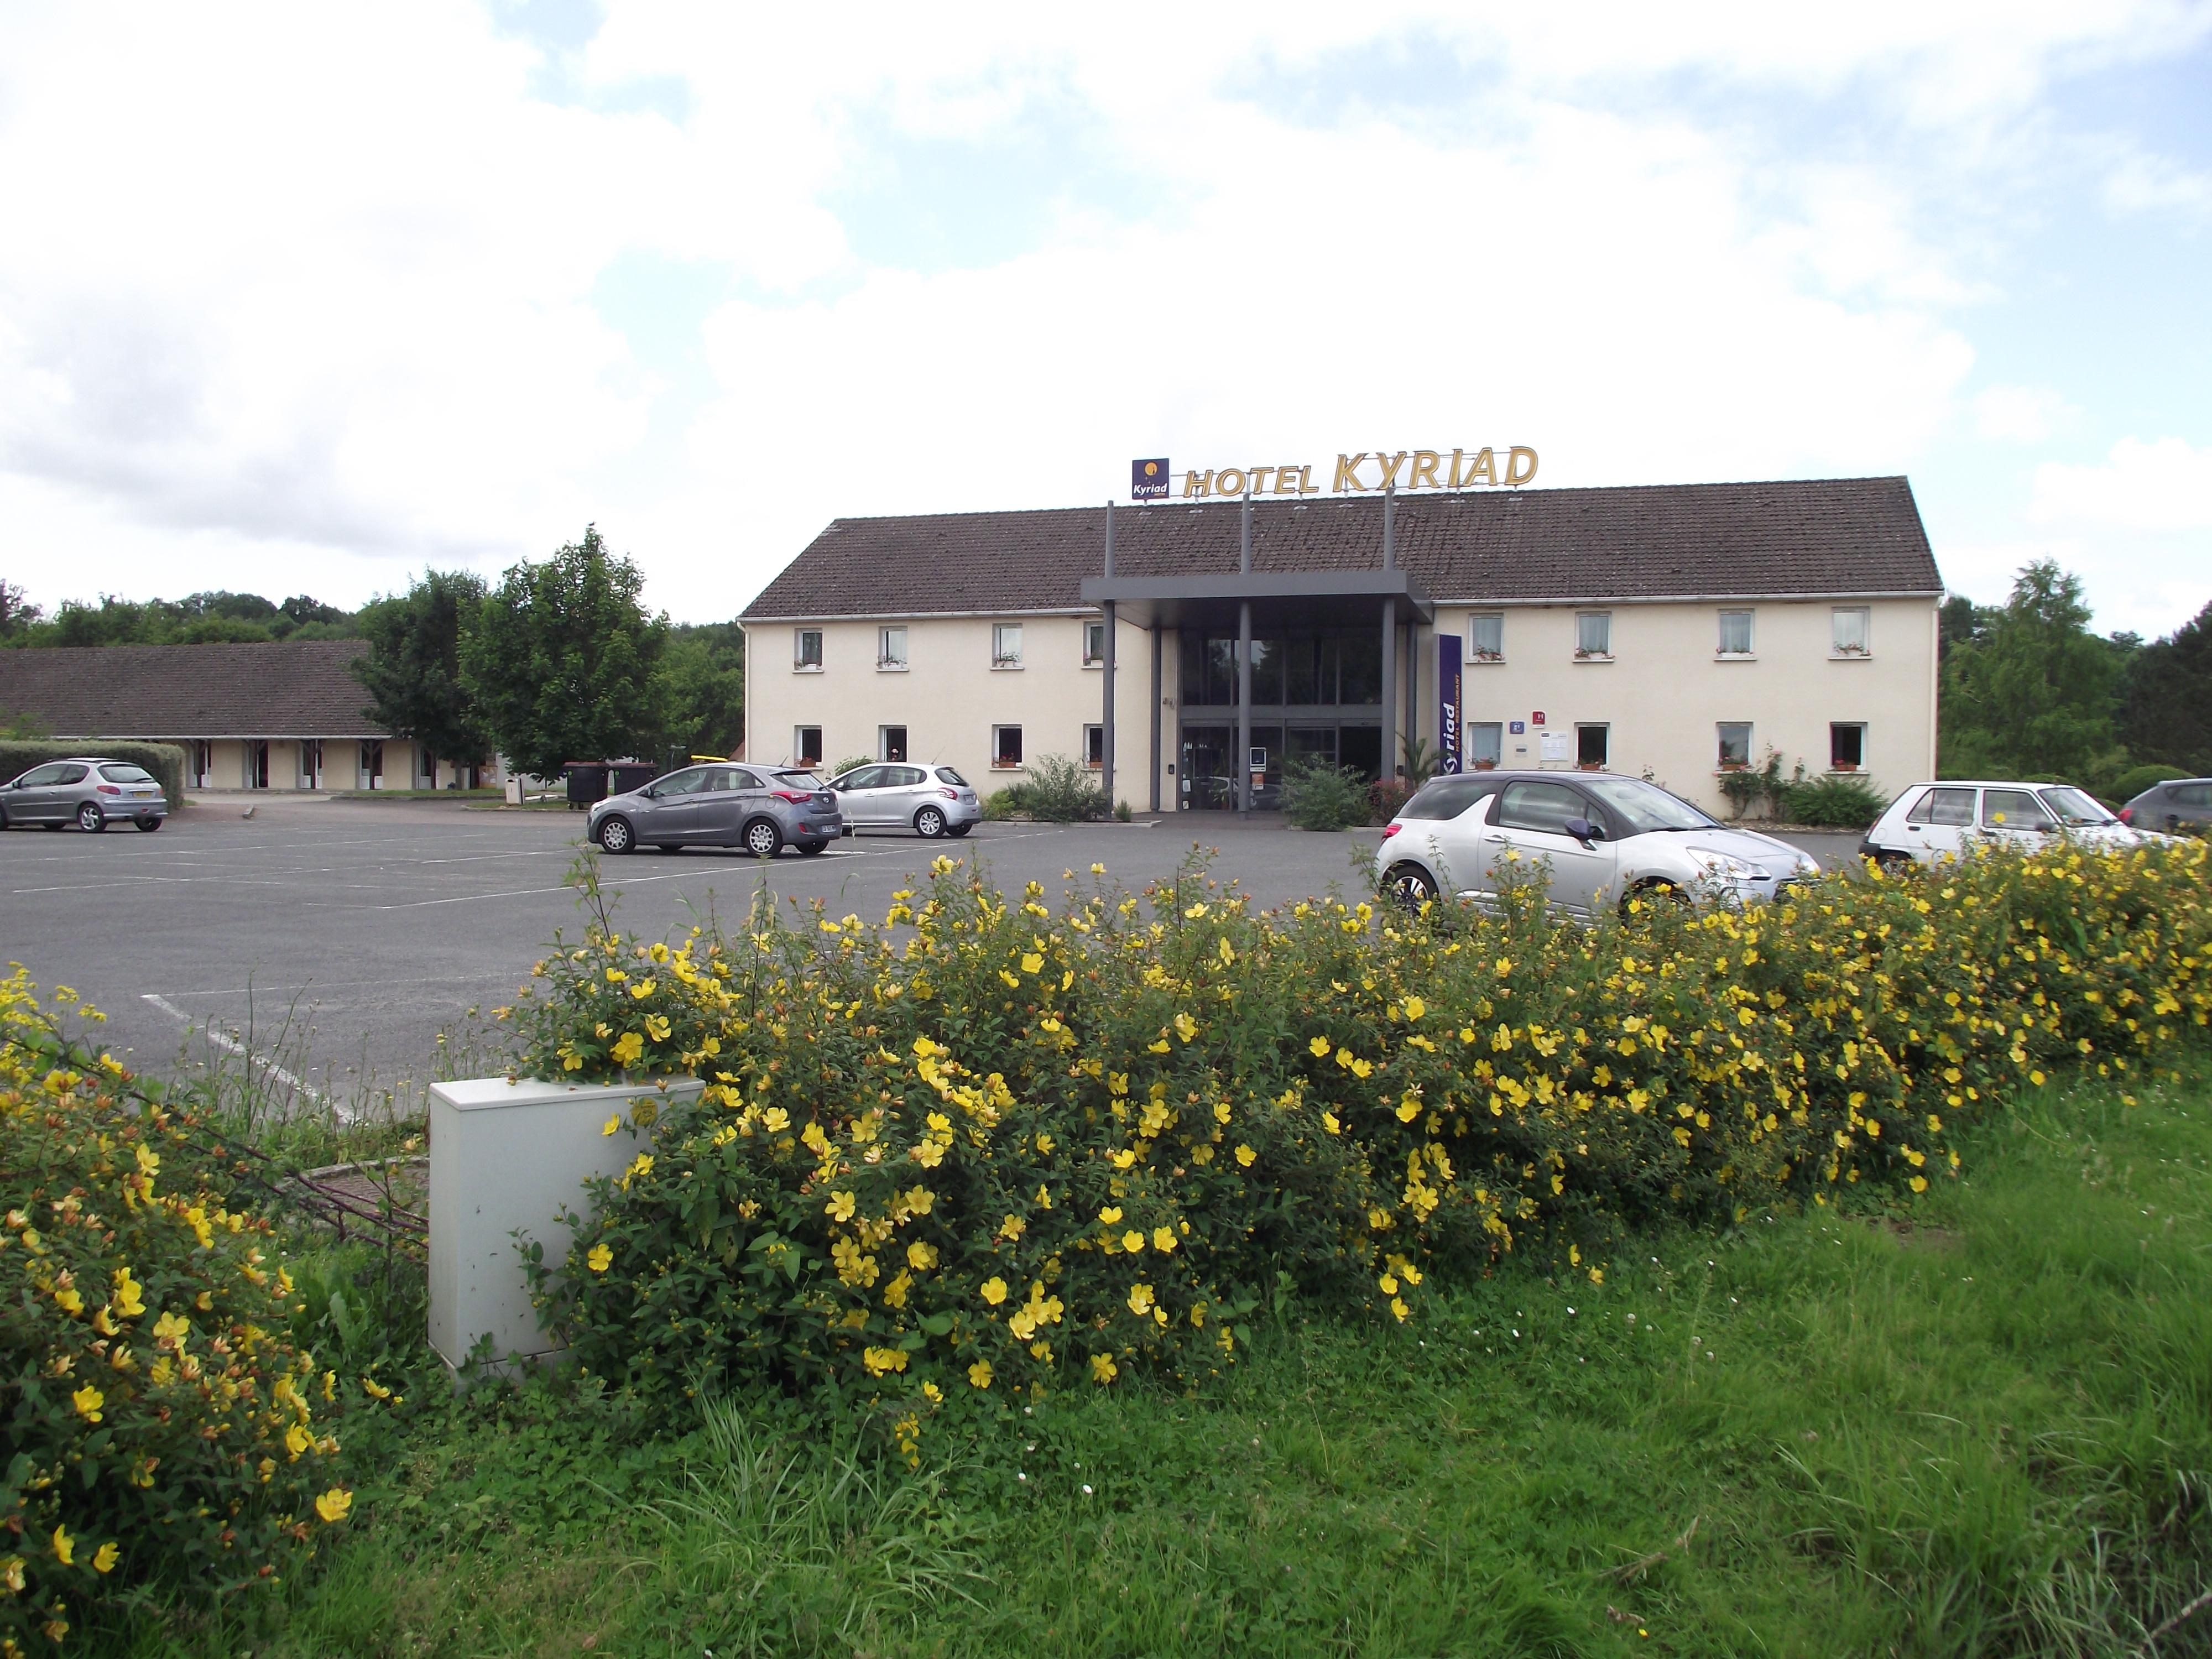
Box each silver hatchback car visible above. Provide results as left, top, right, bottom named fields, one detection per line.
left=588, top=763, right=845, bottom=857
left=1376, top=769, right=1817, bottom=916
left=0, top=757, right=169, bottom=833
left=827, top=763, right=979, bottom=837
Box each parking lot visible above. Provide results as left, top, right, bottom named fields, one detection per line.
left=0, top=799, right=1859, bottom=1104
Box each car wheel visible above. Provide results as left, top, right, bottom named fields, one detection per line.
left=77, top=802, right=106, bottom=833
left=136, top=816, right=163, bottom=832
left=915, top=805, right=946, bottom=838
left=797, top=841, right=827, bottom=855
left=1622, top=879, right=1684, bottom=916
left=596, top=814, right=636, bottom=854
left=743, top=817, right=783, bottom=858
left=1384, top=862, right=1437, bottom=910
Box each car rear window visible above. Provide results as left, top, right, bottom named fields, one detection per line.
left=98, top=764, right=155, bottom=784
left=1400, top=776, right=1498, bottom=820
left=774, top=770, right=823, bottom=790
left=936, top=768, right=969, bottom=787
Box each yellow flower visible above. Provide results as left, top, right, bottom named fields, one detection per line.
left=363, top=1376, right=393, bottom=1400
left=1379, top=1275, right=1399, bottom=1295
left=315, top=1488, right=353, bottom=1524
left=1909, top=1175, right=1929, bottom=1193
left=286, top=1422, right=312, bottom=1459
left=1403, top=996, right=1426, bottom=1021
left=1218, top=936, right=1235, bottom=965
left=998, top=1213, right=1026, bottom=1240
left=1121, top=1230, right=1146, bottom=1253
left=1128, top=1283, right=1155, bottom=1316
left=625, top=1154, right=655, bottom=1182
left=1322, top=1113, right=1341, bottom=1135
left=762, top=1107, right=791, bottom=1132
left=1390, top=1297, right=1410, bottom=1322
left=980, top=1277, right=1009, bottom=1306
left=1020, top=953, right=1045, bottom=975
left=1235, top=1144, right=1257, bottom=1168
left=71, top=1385, right=103, bottom=1422
left=152, top=1310, right=190, bottom=1349
left=629, top=979, right=655, bottom=999
left=587, top=1243, right=613, bottom=1273
left=2, top=1555, right=23, bottom=1593
left=914, top=1140, right=946, bottom=1168
left=967, top=1360, right=994, bottom=1388
left=826, top=1191, right=857, bottom=1222
left=1175, top=1011, right=1198, bottom=1043
left=906, top=1241, right=938, bottom=1271
left=1098, top=1206, right=1124, bottom=1224
left=1395, top=1100, right=1421, bottom=1124
left=601, top=1114, right=620, bottom=1136
left=92, top=1541, right=119, bottom=1574
left=862, top=1347, right=909, bottom=1376
left=921, top=1381, right=943, bottom=1402
left=54, top=1286, right=82, bottom=1316
left=1091, top=1353, right=1119, bottom=1384
left=111, top=1266, right=145, bottom=1319
left=51, top=1525, right=74, bottom=1566
left=1152, top=1227, right=1177, bottom=1253
left=610, top=1031, right=645, bottom=1067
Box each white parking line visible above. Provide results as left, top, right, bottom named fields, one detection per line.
left=140, top=993, right=340, bottom=1118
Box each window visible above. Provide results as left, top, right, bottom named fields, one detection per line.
left=992, top=623, right=1024, bottom=668
left=1832, top=607, right=1870, bottom=655
left=1083, top=620, right=1107, bottom=666
left=1084, top=724, right=1104, bottom=768
left=1916, top=787, right=1974, bottom=827
left=189, top=741, right=212, bottom=789
left=1981, top=788, right=2054, bottom=830
left=1403, top=776, right=1501, bottom=820
left=1467, top=722, right=1503, bottom=768
left=992, top=726, right=1024, bottom=768
left=1469, top=613, right=1504, bottom=661
left=247, top=742, right=270, bottom=790
left=1497, top=780, right=1590, bottom=835
left=1717, top=722, right=1752, bottom=769
left=358, top=740, right=382, bottom=790
left=299, top=740, right=322, bottom=789
left=1717, top=609, right=1754, bottom=656
left=936, top=767, right=970, bottom=787
left=1575, top=724, right=1609, bottom=768
left=2176, top=783, right=2212, bottom=808
left=794, top=628, right=823, bottom=669
left=839, top=765, right=885, bottom=791
left=878, top=625, right=907, bottom=669
left=1575, top=612, right=1611, bottom=658
left=880, top=724, right=907, bottom=762
left=794, top=726, right=822, bottom=766
left=1829, top=723, right=1865, bottom=770
left=13, top=763, right=66, bottom=787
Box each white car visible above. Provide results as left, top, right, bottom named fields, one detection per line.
left=1858, top=780, right=2153, bottom=867
left=1375, top=770, right=1819, bottom=917
left=826, top=762, right=979, bottom=837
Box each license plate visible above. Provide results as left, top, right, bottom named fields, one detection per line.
left=130, top=789, right=153, bottom=797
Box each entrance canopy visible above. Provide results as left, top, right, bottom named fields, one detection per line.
left=1078, top=567, right=1435, bottom=632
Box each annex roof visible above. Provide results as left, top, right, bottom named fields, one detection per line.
left=0, top=639, right=388, bottom=739
left=741, top=476, right=1942, bottom=622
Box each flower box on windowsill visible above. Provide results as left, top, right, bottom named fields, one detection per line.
left=991, top=659, right=1024, bottom=671
left=1471, top=759, right=1498, bottom=770
left=876, top=660, right=908, bottom=671
left=1470, top=650, right=1504, bottom=664
left=1831, top=645, right=1871, bottom=659
left=1829, top=762, right=1860, bottom=773
left=1573, top=650, right=1613, bottom=662
left=1577, top=761, right=1604, bottom=771
left=1718, top=763, right=1749, bottom=773
left=791, top=664, right=823, bottom=674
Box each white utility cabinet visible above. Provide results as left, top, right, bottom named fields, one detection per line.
left=427, top=1074, right=703, bottom=1369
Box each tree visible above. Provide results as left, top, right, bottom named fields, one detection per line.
left=461, top=526, right=670, bottom=781
left=0, top=579, right=40, bottom=640
left=651, top=623, right=745, bottom=761
left=1939, top=560, right=2122, bottom=781
left=354, top=570, right=491, bottom=774
left=2121, top=600, right=2212, bottom=776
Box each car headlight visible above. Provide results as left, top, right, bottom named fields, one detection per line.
left=1698, top=854, right=1764, bottom=883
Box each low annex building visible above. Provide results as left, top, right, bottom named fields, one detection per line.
left=0, top=639, right=457, bottom=791
left=739, top=476, right=1943, bottom=816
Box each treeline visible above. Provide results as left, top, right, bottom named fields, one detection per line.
left=0, top=527, right=744, bottom=778
left=1940, top=559, right=2211, bottom=797
left=0, top=584, right=355, bottom=645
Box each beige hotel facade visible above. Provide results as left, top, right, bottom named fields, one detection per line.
left=738, top=476, right=1943, bottom=818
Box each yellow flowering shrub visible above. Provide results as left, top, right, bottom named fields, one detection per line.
left=519, top=839, right=2211, bottom=1422
left=0, top=969, right=350, bottom=1651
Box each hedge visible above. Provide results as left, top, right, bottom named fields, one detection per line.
left=0, top=742, right=188, bottom=810
left=501, top=838, right=2212, bottom=1444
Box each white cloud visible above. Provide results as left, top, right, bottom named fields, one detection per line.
left=0, top=0, right=2204, bottom=626
left=1973, top=384, right=2080, bottom=442
left=2031, top=436, right=2212, bottom=532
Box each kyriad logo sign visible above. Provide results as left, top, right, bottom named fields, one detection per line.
left=1131, top=457, right=1170, bottom=500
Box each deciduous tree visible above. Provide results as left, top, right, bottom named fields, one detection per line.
left=354, top=570, right=491, bottom=775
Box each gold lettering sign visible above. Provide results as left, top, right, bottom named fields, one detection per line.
left=1182, top=449, right=1537, bottom=498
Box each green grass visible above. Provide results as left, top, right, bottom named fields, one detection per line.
left=130, top=1071, right=2212, bottom=1657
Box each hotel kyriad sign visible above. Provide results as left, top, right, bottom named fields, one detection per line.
left=1130, top=446, right=1538, bottom=501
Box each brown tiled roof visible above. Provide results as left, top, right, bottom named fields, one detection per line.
left=743, top=476, right=1942, bottom=618
left=0, top=640, right=388, bottom=739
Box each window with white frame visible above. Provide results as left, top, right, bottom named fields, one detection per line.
left=1467, top=722, right=1503, bottom=766
left=1083, top=620, right=1107, bottom=666
left=1830, top=723, right=1865, bottom=770
left=1084, top=724, right=1104, bottom=768
left=794, top=627, right=823, bottom=669
left=1469, top=613, right=1504, bottom=661
left=794, top=726, right=822, bottom=766
left=992, top=623, right=1024, bottom=668
left=1717, top=722, right=1752, bottom=769
left=880, top=724, right=907, bottom=762
left=992, top=725, right=1024, bottom=768
left=1832, top=607, right=1871, bottom=656
left=878, top=625, right=907, bottom=668
left=1717, top=609, right=1754, bottom=656
left=1574, top=612, right=1611, bottom=658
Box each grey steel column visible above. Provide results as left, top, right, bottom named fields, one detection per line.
left=1148, top=625, right=1162, bottom=813
left=1380, top=485, right=1397, bottom=779
left=1405, top=617, right=1419, bottom=770
left=1237, top=492, right=1253, bottom=815
left=1101, top=502, right=1115, bottom=806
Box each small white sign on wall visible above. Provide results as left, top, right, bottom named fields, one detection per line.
left=1540, top=732, right=1571, bottom=765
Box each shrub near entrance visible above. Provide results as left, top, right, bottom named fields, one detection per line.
left=512, top=842, right=2212, bottom=1437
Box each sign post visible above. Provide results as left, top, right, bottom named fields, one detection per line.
left=1436, top=634, right=1462, bottom=774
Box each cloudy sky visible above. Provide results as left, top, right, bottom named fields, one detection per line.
left=1, top=2, right=2206, bottom=636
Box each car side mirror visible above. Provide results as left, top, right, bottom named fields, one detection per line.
left=1564, top=817, right=1598, bottom=843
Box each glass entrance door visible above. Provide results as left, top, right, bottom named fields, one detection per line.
left=1179, top=725, right=1234, bottom=809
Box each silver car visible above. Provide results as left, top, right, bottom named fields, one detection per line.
left=827, top=763, right=979, bottom=837
left=0, top=757, right=169, bottom=833
left=588, top=763, right=844, bottom=857
left=1376, top=770, right=1817, bottom=916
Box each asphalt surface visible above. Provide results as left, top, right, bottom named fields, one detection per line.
left=0, top=797, right=1860, bottom=1109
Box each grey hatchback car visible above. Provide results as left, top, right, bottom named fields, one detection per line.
left=2120, top=777, right=2212, bottom=836
left=0, top=757, right=168, bottom=832
left=827, top=763, right=979, bottom=837
left=588, top=763, right=844, bottom=857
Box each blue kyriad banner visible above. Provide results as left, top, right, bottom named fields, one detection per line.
left=1437, top=633, right=1463, bottom=773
